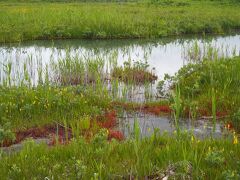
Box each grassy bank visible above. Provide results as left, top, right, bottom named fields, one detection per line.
left=0, top=0, right=240, bottom=42
left=0, top=131, right=239, bottom=179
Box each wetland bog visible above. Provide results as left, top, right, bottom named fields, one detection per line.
left=0, top=1, right=240, bottom=179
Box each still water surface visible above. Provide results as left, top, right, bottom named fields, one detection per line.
left=0, top=34, right=239, bottom=81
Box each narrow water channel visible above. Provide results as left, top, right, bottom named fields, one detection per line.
left=1, top=34, right=239, bottom=82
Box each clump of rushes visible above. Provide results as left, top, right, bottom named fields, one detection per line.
left=111, top=60, right=157, bottom=84
left=167, top=51, right=240, bottom=120
left=50, top=53, right=105, bottom=86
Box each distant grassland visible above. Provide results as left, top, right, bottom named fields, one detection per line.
left=0, top=1, right=240, bottom=42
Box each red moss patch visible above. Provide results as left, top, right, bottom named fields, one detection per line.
left=197, top=108, right=229, bottom=118
left=112, top=101, right=171, bottom=116
left=143, top=105, right=171, bottom=115
left=98, top=111, right=117, bottom=129
left=1, top=110, right=123, bottom=147
left=2, top=125, right=72, bottom=147
left=108, top=130, right=124, bottom=141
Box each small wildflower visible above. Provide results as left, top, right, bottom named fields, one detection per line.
left=191, top=136, right=194, bottom=142
left=233, top=135, right=238, bottom=145
left=147, top=127, right=151, bottom=132
left=208, top=146, right=211, bottom=152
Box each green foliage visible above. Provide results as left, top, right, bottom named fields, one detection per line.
left=0, top=122, right=15, bottom=144
left=170, top=56, right=240, bottom=116
left=0, top=1, right=240, bottom=42
left=0, top=132, right=239, bottom=179
left=222, top=169, right=240, bottom=180
left=112, top=60, right=157, bottom=84
left=171, top=83, right=182, bottom=128
left=51, top=53, right=105, bottom=86
left=205, top=148, right=225, bottom=166
left=0, top=85, right=110, bottom=129
left=233, top=109, right=240, bottom=132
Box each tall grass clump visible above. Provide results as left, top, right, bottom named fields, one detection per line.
left=50, top=52, right=105, bottom=86
left=167, top=43, right=240, bottom=122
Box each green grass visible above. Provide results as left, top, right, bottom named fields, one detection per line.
left=161, top=41, right=240, bottom=131
left=111, top=59, right=157, bottom=84
left=0, top=0, right=240, bottom=42
left=172, top=56, right=240, bottom=116
left=0, top=85, right=110, bottom=130
left=0, top=131, right=239, bottom=179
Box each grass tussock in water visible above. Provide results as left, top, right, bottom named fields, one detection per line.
left=0, top=0, right=240, bottom=42
left=158, top=43, right=240, bottom=131
left=112, top=60, right=157, bottom=84
left=51, top=54, right=105, bottom=86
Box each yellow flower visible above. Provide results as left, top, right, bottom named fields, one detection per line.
left=208, top=146, right=211, bottom=152
left=233, top=135, right=238, bottom=145
left=191, top=136, right=194, bottom=142
left=147, top=127, right=151, bottom=132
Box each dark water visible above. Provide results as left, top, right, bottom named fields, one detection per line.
left=116, top=111, right=231, bottom=138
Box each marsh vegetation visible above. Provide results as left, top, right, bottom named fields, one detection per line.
left=0, top=0, right=240, bottom=179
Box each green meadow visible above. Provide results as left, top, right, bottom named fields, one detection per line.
left=0, top=0, right=240, bottom=42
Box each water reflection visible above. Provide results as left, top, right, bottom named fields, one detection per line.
left=1, top=34, right=239, bottom=82
left=117, top=111, right=231, bottom=138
